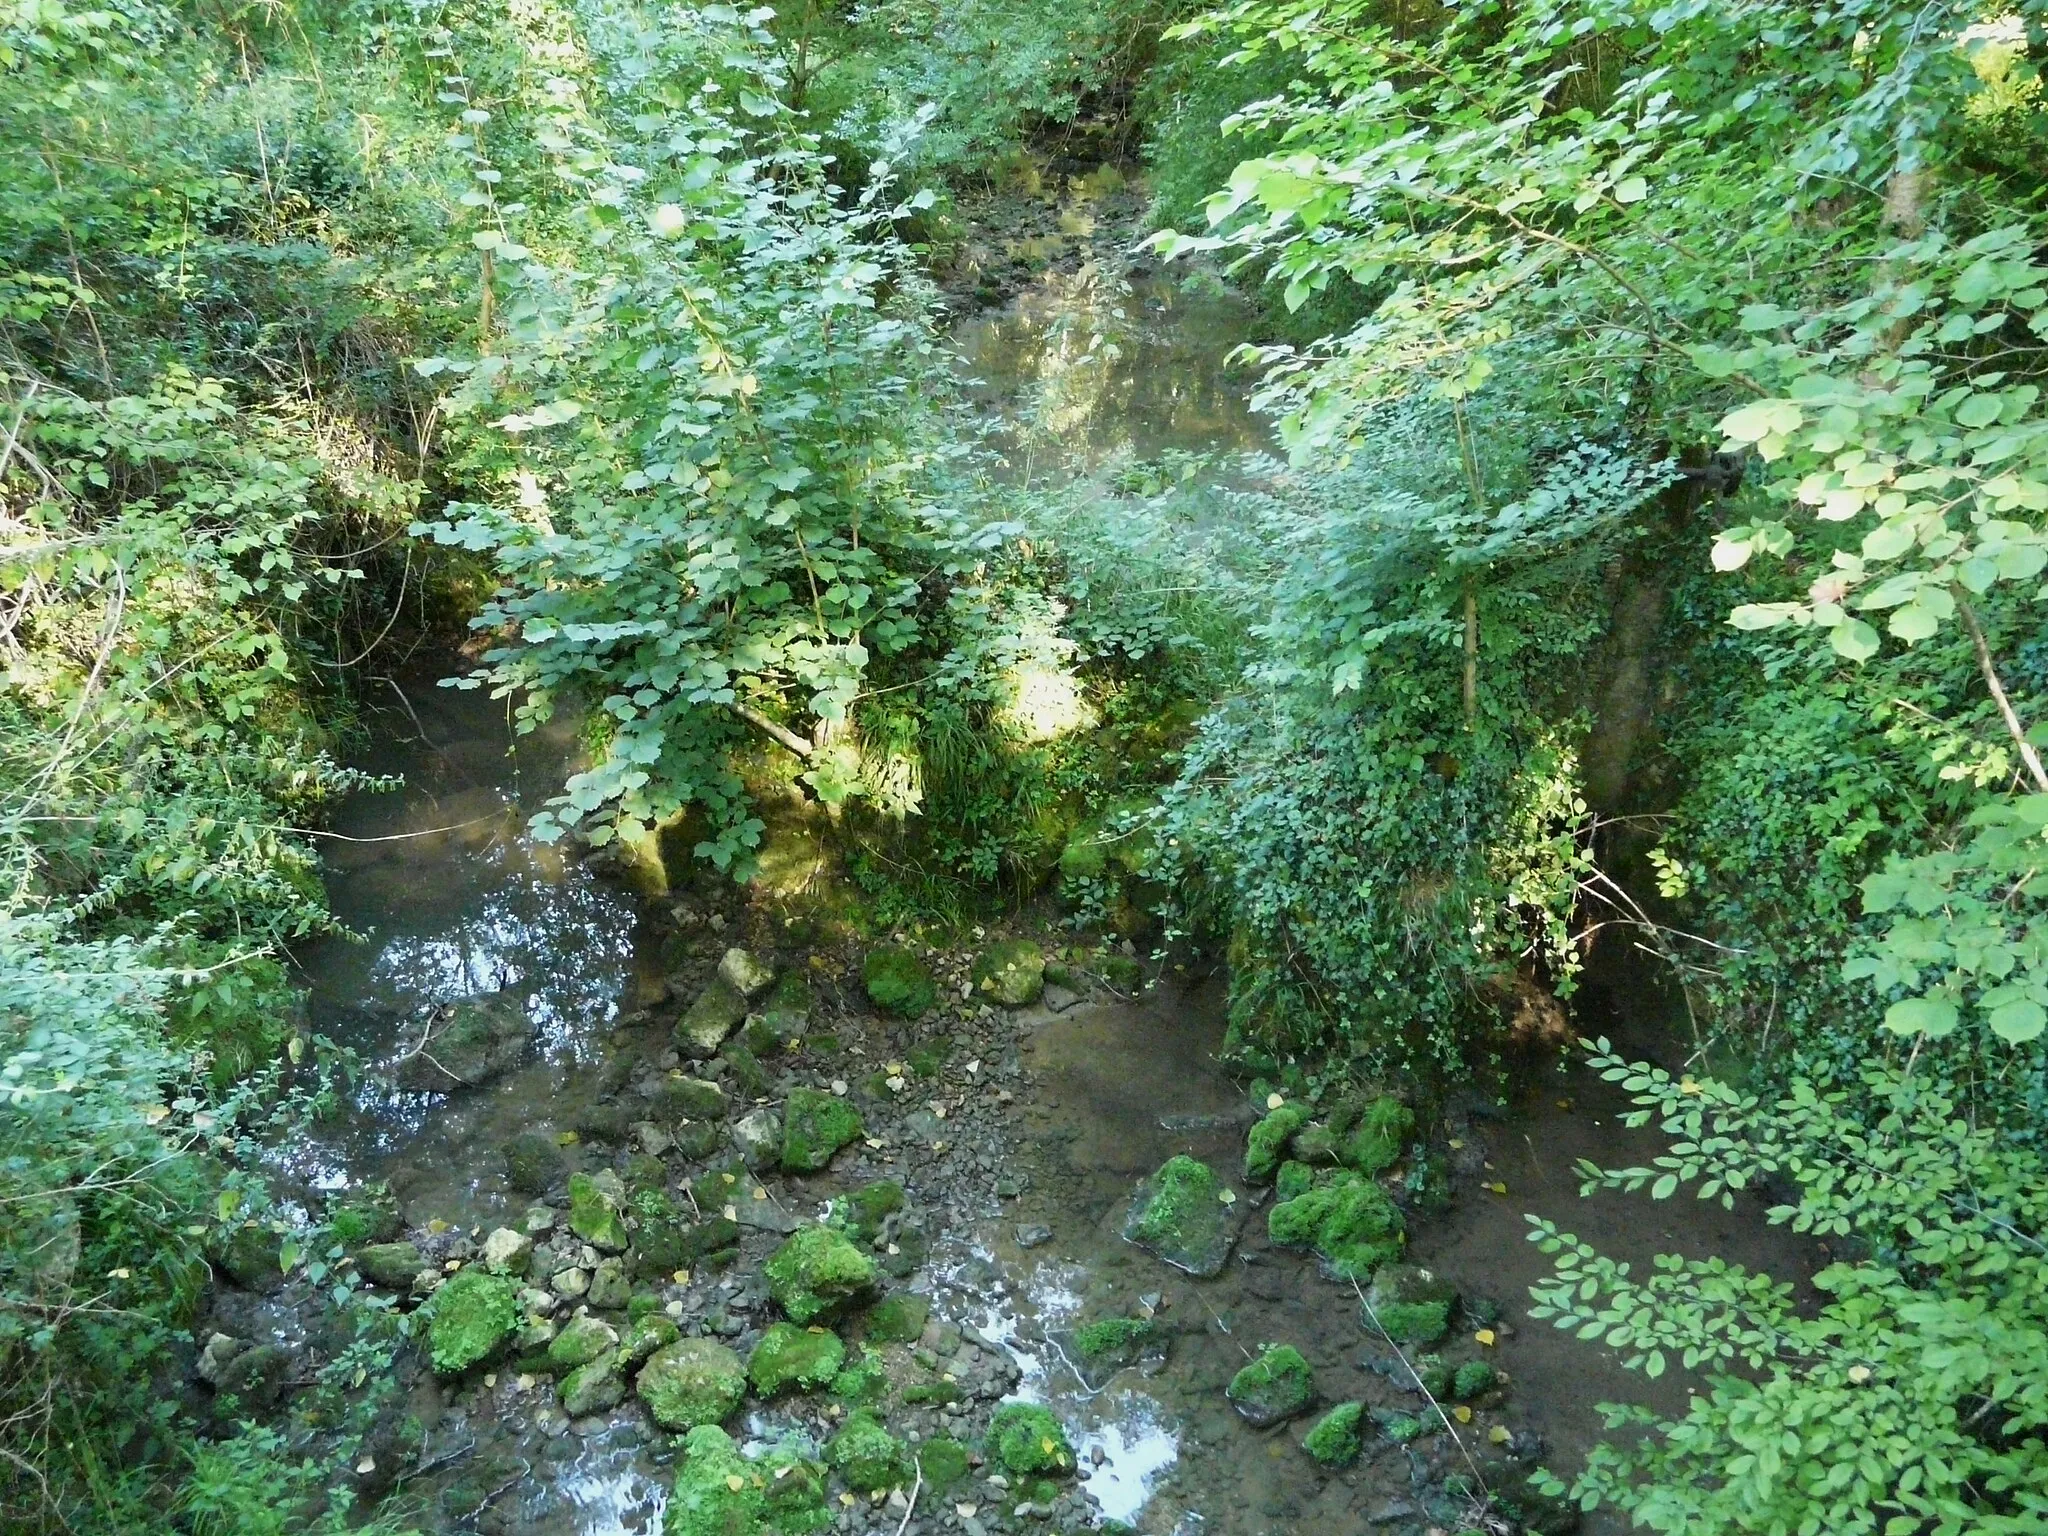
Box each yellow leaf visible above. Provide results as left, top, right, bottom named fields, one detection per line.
left=723, top=1205, right=738, bottom=1221
left=1476, top=1329, right=1497, bottom=1347
left=556, top=1130, right=579, bottom=1144
left=1485, top=1181, right=1508, bottom=1195
left=674, top=1269, right=691, bottom=1285
left=1452, top=1405, right=1473, bottom=1423
left=1041, top=1438, right=1055, bottom=1455
left=1266, top=1093, right=1285, bottom=1110
left=1488, top=1425, right=1511, bottom=1444
left=726, top=1475, right=745, bottom=1492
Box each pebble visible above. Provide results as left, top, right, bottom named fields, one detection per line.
left=1013, top=1223, right=1052, bottom=1248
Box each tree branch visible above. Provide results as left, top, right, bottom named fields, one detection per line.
left=729, top=700, right=815, bottom=760
left=1952, top=587, right=2048, bottom=795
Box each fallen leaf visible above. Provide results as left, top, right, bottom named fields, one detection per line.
left=1447, top=1138, right=1465, bottom=1150
left=106, top=1267, right=131, bottom=1280
left=673, top=1269, right=690, bottom=1285
left=1847, top=1364, right=1872, bottom=1384
left=1476, top=1328, right=1497, bottom=1347
left=1218, top=1188, right=1238, bottom=1205
left=484, top=1372, right=497, bottom=1388
left=839, top=1493, right=856, bottom=1507
left=751, top=1188, right=767, bottom=1200
left=426, top=1218, right=451, bottom=1235
left=556, top=1130, right=579, bottom=1145
left=1488, top=1425, right=1511, bottom=1444
left=865, top=1137, right=883, bottom=1149
left=141, top=1105, right=171, bottom=1125
left=356, top=1456, right=376, bottom=1474
left=726, top=1475, right=745, bottom=1492
left=1484, top=1181, right=1508, bottom=1195
left=1266, top=1093, right=1285, bottom=1110
left=1452, top=1405, right=1473, bottom=1423
left=956, top=1504, right=979, bottom=1519
left=722, top=1204, right=738, bottom=1221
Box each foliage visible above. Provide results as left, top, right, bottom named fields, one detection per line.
left=1529, top=1040, right=2048, bottom=1536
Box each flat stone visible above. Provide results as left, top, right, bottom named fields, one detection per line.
left=195, top=1332, right=244, bottom=1385
left=1014, top=1224, right=1052, bottom=1249
left=717, top=947, right=776, bottom=1000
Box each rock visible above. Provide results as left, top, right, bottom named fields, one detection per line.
left=781, top=1087, right=863, bottom=1172
left=1369, top=1499, right=1419, bottom=1525
left=862, top=944, right=936, bottom=1019
left=985, top=1402, right=1074, bottom=1476
left=1072, top=1317, right=1163, bottom=1369
left=635, top=1337, right=746, bottom=1430
left=716, top=947, right=776, bottom=1000
left=836, top=1179, right=904, bottom=1242
left=194, top=1332, right=245, bottom=1386
left=587, top=1257, right=630, bottom=1309
left=328, top=1186, right=402, bottom=1248
left=1303, top=1401, right=1366, bottom=1466
left=423, top=1268, right=521, bottom=1375
left=733, top=1196, right=800, bottom=1235
left=1228, top=1344, right=1315, bottom=1428
left=651, top=1073, right=729, bottom=1122
left=862, top=1293, right=929, bottom=1346
left=1042, top=983, right=1080, bottom=1013
left=1346, top=1097, right=1415, bottom=1174
left=676, top=975, right=749, bottom=1059
left=1014, top=1223, right=1052, bottom=1249
left=971, top=940, right=1045, bottom=1007
left=551, top=1266, right=590, bottom=1299
left=1364, top=1263, right=1456, bottom=1345
left=663, top=1425, right=775, bottom=1531
left=764, top=1225, right=879, bottom=1324
left=759, top=971, right=812, bottom=1042
left=748, top=1321, right=846, bottom=1395
left=519, top=1285, right=558, bottom=1316
left=1243, top=1104, right=1308, bottom=1184
left=502, top=1132, right=568, bottom=1196
left=213, top=1343, right=292, bottom=1409
left=559, top=1357, right=624, bottom=1417
left=525, top=1203, right=557, bottom=1234
left=567, top=1171, right=629, bottom=1252
left=208, top=1223, right=285, bottom=1293
left=1269, top=1172, right=1405, bottom=1279
left=730, top=1108, right=783, bottom=1170
left=356, top=1241, right=425, bottom=1289
left=1122, top=1155, right=1241, bottom=1277
left=827, top=1410, right=911, bottom=1494
left=1292, top=1123, right=1343, bottom=1165
left=620, top=1311, right=678, bottom=1367
left=481, top=1227, right=532, bottom=1276
left=394, top=992, right=532, bottom=1092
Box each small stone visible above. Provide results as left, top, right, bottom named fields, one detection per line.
left=195, top=1332, right=245, bottom=1385
left=356, top=1241, right=425, bottom=1289
left=1013, top=1224, right=1052, bottom=1249
left=717, top=947, right=777, bottom=1000
left=552, top=1266, right=590, bottom=1298
left=732, top=1107, right=784, bottom=1170
left=481, top=1227, right=533, bottom=1275
left=587, top=1257, right=630, bottom=1309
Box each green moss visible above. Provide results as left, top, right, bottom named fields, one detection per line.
left=748, top=1322, right=846, bottom=1395
left=1123, top=1154, right=1237, bottom=1276
left=1346, top=1096, right=1415, bottom=1174
left=862, top=945, right=936, bottom=1018
left=830, top=1355, right=889, bottom=1406
left=663, top=1425, right=759, bottom=1536
left=1073, top=1317, right=1162, bottom=1367
left=1376, top=1409, right=1429, bottom=1443
left=827, top=1410, right=910, bottom=1493
left=985, top=1402, right=1074, bottom=1476
left=765, top=1225, right=879, bottom=1324
left=906, top=1043, right=947, bottom=1079
left=781, top=1088, right=864, bottom=1173
left=636, top=1337, right=746, bottom=1430
left=1374, top=1299, right=1450, bottom=1345
left=1268, top=1171, right=1404, bottom=1278
left=328, top=1185, right=399, bottom=1248
left=1274, top=1160, right=1316, bottom=1203
left=622, top=1311, right=681, bottom=1366
left=863, top=1292, right=929, bottom=1345
left=568, top=1171, right=630, bottom=1252
left=424, top=1268, right=521, bottom=1375
left=1303, top=1401, right=1365, bottom=1467
left=721, top=1042, right=771, bottom=1100
left=971, top=939, right=1045, bottom=1006
left=1453, top=1360, right=1499, bottom=1399
left=546, top=1313, right=619, bottom=1373
left=834, top=1179, right=904, bottom=1243
left=758, top=1442, right=830, bottom=1534
left=914, top=1436, right=971, bottom=1495
left=1227, top=1345, right=1315, bottom=1428
left=1244, top=1104, right=1308, bottom=1183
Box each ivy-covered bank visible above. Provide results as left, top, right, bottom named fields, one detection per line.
left=5, top=0, right=2048, bottom=1532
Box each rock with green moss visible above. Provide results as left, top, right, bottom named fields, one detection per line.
left=1274, top=1161, right=1316, bottom=1203
left=395, top=992, right=532, bottom=1091
left=663, top=1425, right=760, bottom=1536
left=546, top=1313, right=619, bottom=1373
left=1227, top=1345, right=1315, bottom=1428
left=833, top=1179, right=904, bottom=1244
left=1453, top=1359, right=1500, bottom=1400
left=862, top=1293, right=929, bottom=1345
left=717, top=947, right=776, bottom=1001
left=830, top=1355, right=889, bottom=1406
left=985, top=1402, right=1075, bottom=1476
left=568, top=1171, right=630, bottom=1252
left=1268, top=1171, right=1404, bottom=1279
left=748, top=1322, right=846, bottom=1395
left=827, top=1410, right=910, bottom=1493
left=720, top=1042, right=771, bottom=1100
left=636, top=1336, right=746, bottom=1430
left=1123, top=1154, right=1240, bottom=1277
left=621, top=1311, right=680, bottom=1367
left=757, top=1443, right=830, bottom=1534
left=1244, top=1104, right=1309, bottom=1183
left=1073, top=1317, right=1164, bottom=1369
left=765, top=1226, right=879, bottom=1324
left=760, top=971, right=813, bottom=1044
left=862, top=945, right=936, bottom=1019
left=502, top=1132, right=568, bottom=1195
left=1346, top=1096, right=1415, bottom=1174
left=424, top=1267, right=521, bottom=1375
left=781, top=1088, right=863, bottom=1173
left=329, top=1185, right=401, bottom=1248
left=208, top=1223, right=286, bottom=1293
left=560, top=1356, right=625, bottom=1417
left=1375, top=1407, right=1430, bottom=1443
left=356, top=1240, right=425, bottom=1289
left=1302, top=1401, right=1365, bottom=1466
left=676, top=975, right=749, bottom=1060
left=651, top=1074, right=729, bottom=1123
left=1364, top=1262, right=1456, bottom=1344
left=971, top=940, right=1045, bottom=1006
left=913, top=1435, right=972, bottom=1495
left=1291, top=1122, right=1343, bottom=1165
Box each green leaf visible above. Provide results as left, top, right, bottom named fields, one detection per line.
left=1883, top=995, right=1959, bottom=1038
left=1829, top=619, right=1880, bottom=661
left=1987, top=997, right=2047, bottom=1044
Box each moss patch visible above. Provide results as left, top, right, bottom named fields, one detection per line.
left=424, top=1268, right=521, bottom=1375
left=781, top=1088, right=864, bottom=1173
left=971, top=939, right=1045, bottom=1006
left=1453, top=1360, right=1499, bottom=1399
left=834, top=1179, right=904, bottom=1244
left=862, top=1293, right=929, bottom=1346
left=1274, top=1161, right=1316, bottom=1203
left=985, top=1402, right=1074, bottom=1476
left=1268, top=1171, right=1404, bottom=1279
left=914, top=1436, right=972, bottom=1495
left=827, top=1410, right=910, bottom=1493
left=1123, top=1154, right=1239, bottom=1277
left=862, top=945, right=936, bottom=1018
left=830, top=1354, right=889, bottom=1406
left=568, top=1171, right=629, bottom=1252
left=1303, top=1401, right=1365, bottom=1467
left=1346, top=1096, right=1415, bottom=1174
left=1227, top=1345, right=1315, bottom=1428
left=1244, top=1104, right=1308, bottom=1183
left=1074, top=1317, right=1163, bottom=1368
left=636, top=1337, right=746, bottom=1430
left=748, top=1322, right=846, bottom=1395
left=765, top=1225, right=879, bottom=1324
left=663, top=1425, right=758, bottom=1536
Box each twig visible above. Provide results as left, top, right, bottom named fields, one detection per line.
left=1352, top=1275, right=1492, bottom=1509
left=1953, top=586, right=2048, bottom=794
left=894, top=1459, right=923, bottom=1535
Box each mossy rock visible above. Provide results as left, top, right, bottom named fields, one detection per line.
left=1453, top=1359, right=1500, bottom=1400
left=1345, top=1096, right=1415, bottom=1174
left=985, top=1402, right=1074, bottom=1476
left=663, top=1425, right=761, bottom=1536
left=356, top=1240, right=424, bottom=1289
left=971, top=939, right=1045, bottom=1006
left=862, top=1292, right=929, bottom=1346
left=748, top=1322, right=846, bottom=1395
left=395, top=991, right=532, bottom=1091
left=568, top=1171, right=630, bottom=1252
left=676, top=974, right=750, bottom=1060
left=329, top=1185, right=401, bottom=1248
left=1374, top=1407, right=1430, bottom=1443
left=1365, top=1263, right=1456, bottom=1344
left=862, top=945, right=936, bottom=1019
left=913, top=1435, right=972, bottom=1495
left=501, top=1131, right=568, bottom=1195
left=1244, top=1104, right=1308, bottom=1183
left=830, top=1355, right=889, bottom=1406
left=765, top=1226, right=879, bottom=1324
left=833, top=1179, right=904, bottom=1244
left=622, top=1311, right=680, bottom=1367
left=1291, top=1123, right=1342, bottom=1166
left=651, top=1074, right=729, bottom=1122
left=1274, top=1161, right=1316, bottom=1203
left=208, top=1223, right=286, bottom=1293
left=827, top=1409, right=910, bottom=1494
left=761, top=971, right=813, bottom=1042
left=1268, top=1171, right=1404, bottom=1279
left=424, top=1268, right=521, bottom=1375
left=1303, top=1401, right=1365, bottom=1467
left=560, top=1356, right=625, bottom=1417
left=781, top=1088, right=863, bottom=1173
left=758, top=1443, right=830, bottom=1535
left=1122, top=1154, right=1240, bottom=1277
left=626, top=1187, right=695, bottom=1277
left=1227, top=1344, right=1315, bottom=1429
left=636, top=1337, right=746, bottom=1431
left=546, top=1313, right=619, bottom=1373
left=720, top=1042, right=771, bottom=1100
left=1073, top=1317, right=1164, bottom=1369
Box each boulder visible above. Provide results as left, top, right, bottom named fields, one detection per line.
left=194, top=1332, right=245, bottom=1386
left=676, top=976, right=749, bottom=1059
left=716, top=947, right=776, bottom=1000
left=764, top=1225, right=878, bottom=1324
left=356, top=1241, right=425, bottom=1289
left=634, top=1337, right=745, bottom=1430
left=619, top=1311, right=678, bottom=1367
left=747, top=1321, right=846, bottom=1395
left=1122, top=1154, right=1241, bottom=1277
left=970, top=939, right=1045, bottom=1007
left=650, top=1073, right=728, bottom=1122
left=985, top=1402, right=1075, bottom=1476
left=827, top=1410, right=910, bottom=1494
left=546, top=1314, right=618, bottom=1373
left=1364, top=1262, right=1456, bottom=1344
left=501, top=1132, right=568, bottom=1196
left=208, top=1223, right=285, bottom=1293
left=559, top=1357, right=624, bottom=1417
left=731, top=1107, right=783, bottom=1170
left=587, top=1256, right=630, bottom=1310
left=1227, top=1344, right=1315, bottom=1428
left=567, top=1171, right=629, bottom=1252
left=1303, top=1401, right=1366, bottom=1467
left=423, top=1268, right=520, bottom=1375
left=1243, top=1103, right=1308, bottom=1184
left=861, top=945, right=935, bottom=1019
left=780, top=1088, right=863, bottom=1172
left=213, top=1343, right=292, bottom=1410
left=1269, top=1171, right=1405, bottom=1279
left=861, top=1293, right=928, bottom=1346
left=1345, top=1096, right=1415, bottom=1174
left=481, top=1227, right=532, bottom=1276
left=395, top=992, right=531, bottom=1092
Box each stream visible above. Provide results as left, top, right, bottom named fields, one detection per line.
left=261, top=170, right=1819, bottom=1536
